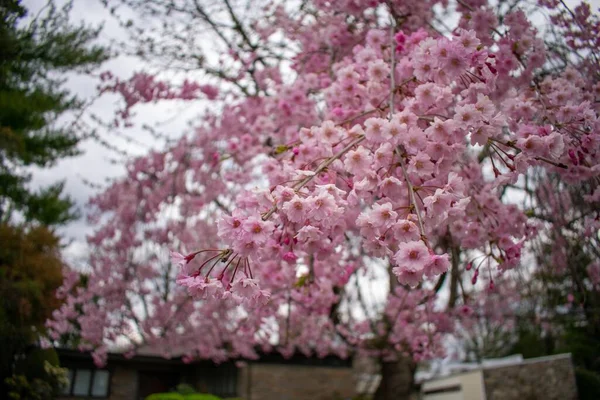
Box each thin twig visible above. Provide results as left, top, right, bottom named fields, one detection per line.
left=261, top=135, right=365, bottom=220
left=395, top=147, right=428, bottom=246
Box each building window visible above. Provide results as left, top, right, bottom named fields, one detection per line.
left=91, top=370, right=110, bottom=396
left=62, top=368, right=110, bottom=398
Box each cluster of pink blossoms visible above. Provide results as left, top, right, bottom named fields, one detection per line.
left=174, top=1, right=599, bottom=303
left=172, top=250, right=271, bottom=307
left=175, top=24, right=550, bottom=298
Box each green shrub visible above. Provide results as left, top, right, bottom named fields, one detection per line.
left=145, top=393, right=184, bottom=400
left=14, top=348, right=60, bottom=381
left=146, top=393, right=223, bottom=400
left=176, top=383, right=197, bottom=395
left=5, top=362, right=67, bottom=400
left=184, top=394, right=222, bottom=400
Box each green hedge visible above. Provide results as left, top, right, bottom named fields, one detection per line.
left=146, top=394, right=184, bottom=400
left=184, top=395, right=221, bottom=400
left=145, top=393, right=223, bottom=400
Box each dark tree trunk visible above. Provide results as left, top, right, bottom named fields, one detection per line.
left=373, top=357, right=416, bottom=400
left=376, top=264, right=418, bottom=400
left=448, top=244, right=461, bottom=308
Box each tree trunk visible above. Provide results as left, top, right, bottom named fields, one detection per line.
left=373, top=357, right=416, bottom=400
left=448, top=244, right=461, bottom=308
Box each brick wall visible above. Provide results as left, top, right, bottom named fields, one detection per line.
left=483, top=354, right=577, bottom=400
left=108, top=366, right=138, bottom=400
left=237, top=363, right=355, bottom=400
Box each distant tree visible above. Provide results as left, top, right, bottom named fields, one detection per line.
left=0, top=223, right=66, bottom=395
left=0, top=0, right=109, bottom=226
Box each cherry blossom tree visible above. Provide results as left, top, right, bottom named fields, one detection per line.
left=48, top=1, right=600, bottom=399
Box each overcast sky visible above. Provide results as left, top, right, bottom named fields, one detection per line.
left=23, top=0, right=600, bottom=267
left=24, top=0, right=208, bottom=265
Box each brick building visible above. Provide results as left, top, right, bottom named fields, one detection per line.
left=56, top=348, right=355, bottom=400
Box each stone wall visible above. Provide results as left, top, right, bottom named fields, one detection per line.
left=483, top=354, right=577, bottom=400
left=237, top=363, right=355, bottom=400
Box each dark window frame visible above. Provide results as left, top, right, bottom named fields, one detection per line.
left=63, top=368, right=111, bottom=398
